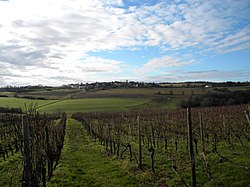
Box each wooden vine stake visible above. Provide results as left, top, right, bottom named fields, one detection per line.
left=137, top=116, right=143, bottom=169
left=22, top=115, right=32, bottom=187
left=187, top=107, right=196, bottom=187
left=245, top=106, right=250, bottom=126
left=199, top=113, right=205, bottom=153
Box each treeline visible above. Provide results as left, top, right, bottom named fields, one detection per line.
left=160, top=81, right=250, bottom=88
left=14, top=95, right=46, bottom=100
left=210, top=81, right=250, bottom=87
left=0, top=95, right=8, bottom=97
left=0, top=85, right=52, bottom=92
left=180, top=90, right=250, bottom=108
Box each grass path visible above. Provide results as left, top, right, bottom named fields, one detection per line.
left=48, top=118, right=147, bottom=187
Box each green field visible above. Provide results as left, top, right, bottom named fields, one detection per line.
left=39, top=98, right=149, bottom=114
left=0, top=97, right=56, bottom=109
left=8, top=87, right=210, bottom=100
left=2, top=85, right=249, bottom=114
left=0, top=97, right=151, bottom=114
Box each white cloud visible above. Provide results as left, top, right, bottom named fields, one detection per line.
left=0, top=55, right=123, bottom=86
left=0, top=0, right=249, bottom=85
left=212, top=28, right=250, bottom=54
left=141, top=0, right=249, bottom=52
left=137, top=56, right=195, bottom=74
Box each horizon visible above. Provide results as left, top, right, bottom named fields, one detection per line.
left=1, top=80, right=249, bottom=88
left=0, top=0, right=250, bottom=86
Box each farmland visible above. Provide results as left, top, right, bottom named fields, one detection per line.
left=0, top=85, right=250, bottom=186
left=0, top=97, right=151, bottom=114
left=0, top=97, right=55, bottom=109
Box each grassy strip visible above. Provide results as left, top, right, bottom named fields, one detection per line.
left=48, top=118, right=147, bottom=187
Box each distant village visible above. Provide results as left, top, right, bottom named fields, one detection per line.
left=55, top=81, right=249, bottom=91
left=0, top=81, right=249, bottom=93
left=66, top=81, right=160, bottom=90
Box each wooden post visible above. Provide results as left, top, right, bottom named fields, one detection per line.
left=149, top=146, right=155, bottom=173
left=117, top=143, right=120, bottom=158
left=138, top=116, right=142, bottom=169
left=22, top=115, right=32, bottom=187
left=187, top=108, right=196, bottom=187
left=245, top=106, right=250, bottom=126
left=128, top=144, right=132, bottom=161
left=45, top=126, right=53, bottom=181
left=107, top=124, right=112, bottom=154
left=151, top=123, right=155, bottom=148
left=199, top=113, right=205, bottom=153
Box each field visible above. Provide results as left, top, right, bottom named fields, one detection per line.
left=0, top=97, right=150, bottom=114
left=74, top=87, right=206, bottom=97
left=3, top=87, right=213, bottom=100
left=39, top=98, right=150, bottom=114
left=0, top=86, right=250, bottom=186
left=15, top=88, right=83, bottom=100
left=0, top=97, right=55, bottom=109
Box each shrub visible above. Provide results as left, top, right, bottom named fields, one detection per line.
left=179, top=90, right=250, bottom=108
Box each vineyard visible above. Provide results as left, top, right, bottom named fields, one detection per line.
left=1, top=103, right=250, bottom=186
left=72, top=104, right=250, bottom=186
left=0, top=108, right=66, bottom=186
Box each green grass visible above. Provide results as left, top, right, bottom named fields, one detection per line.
left=0, top=97, right=56, bottom=109
left=0, top=97, right=150, bottom=114
left=48, top=118, right=147, bottom=187
left=39, top=98, right=149, bottom=114
left=205, top=142, right=250, bottom=187
left=0, top=92, right=15, bottom=97
left=1, top=112, right=249, bottom=186
left=0, top=153, right=22, bottom=186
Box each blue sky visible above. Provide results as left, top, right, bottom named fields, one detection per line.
left=0, top=0, right=249, bottom=86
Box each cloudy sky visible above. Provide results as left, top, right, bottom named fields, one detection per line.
left=0, top=0, right=249, bottom=86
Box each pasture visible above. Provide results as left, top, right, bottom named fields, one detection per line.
left=0, top=97, right=55, bottom=109
left=39, top=98, right=150, bottom=114
left=0, top=97, right=151, bottom=114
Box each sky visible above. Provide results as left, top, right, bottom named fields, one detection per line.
left=0, top=0, right=249, bottom=86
